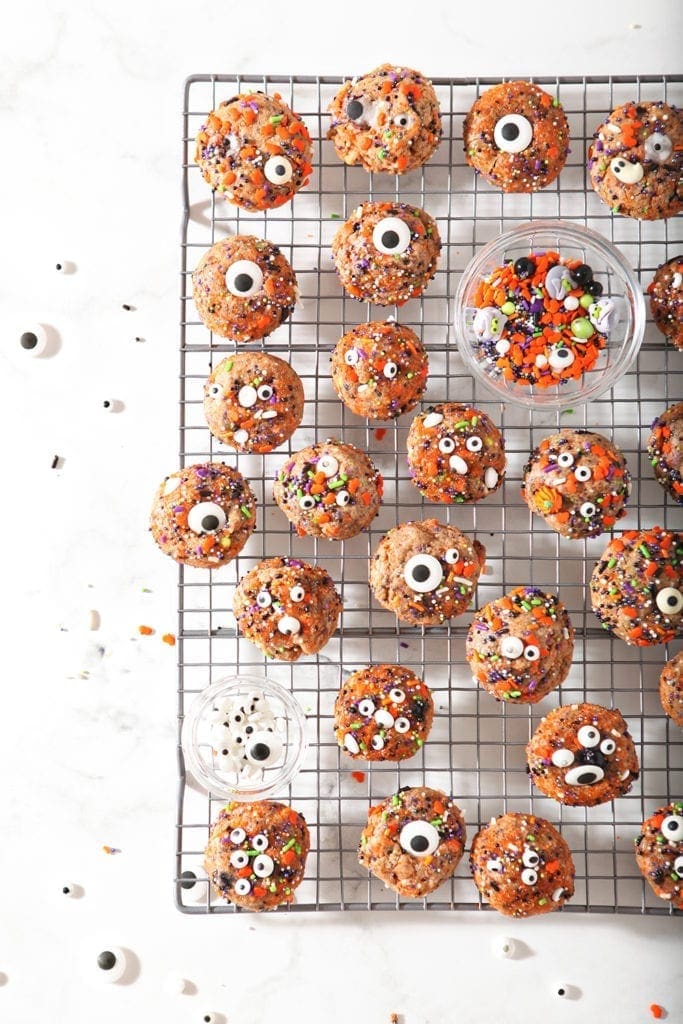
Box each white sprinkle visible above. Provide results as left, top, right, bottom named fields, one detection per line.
left=344, top=733, right=360, bottom=755
left=233, top=429, right=249, bottom=445
left=535, top=354, right=548, bottom=368
left=450, top=576, right=474, bottom=587
left=163, top=476, right=181, bottom=496
left=87, top=610, right=101, bottom=631
left=495, top=339, right=510, bottom=355
left=260, top=410, right=277, bottom=420
left=449, top=454, right=468, bottom=475
left=423, top=412, right=444, bottom=428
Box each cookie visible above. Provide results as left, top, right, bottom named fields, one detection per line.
left=635, top=801, right=683, bottom=909
left=331, top=202, right=440, bottom=305
left=522, top=429, right=631, bottom=539
left=192, top=235, right=297, bottom=343
left=195, top=92, right=312, bottom=210
left=470, top=812, right=575, bottom=917
left=649, top=257, right=683, bottom=350
left=466, top=587, right=574, bottom=704
left=369, top=518, right=486, bottom=626
left=273, top=440, right=382, bottom=541
left=358, top=787, right=466, bottom=898
left=233, top=556, right=342, bottom=662
left=331, top=321, right=428, bottom=420
left=590, top=527, right=683, bottom=646
left=204, top=352, right=304, bottom=453
left=334, top=665, right=434, bottom=761
left=588, top=101, right=683, bottom=220
left=526, top=703, right=639, bottom=807
left=660, top=651, right=683, bottom=727
left=407, top=403, right=506, bottom=504
left=150, top=463, right=256, bottom=569
left=463, top=81, right=569, bottom=192
left=648, top=403, right=683, bottom=504
left=204, top=801, right=309, bottom=911
left=327, top=64, right=441, bottom=174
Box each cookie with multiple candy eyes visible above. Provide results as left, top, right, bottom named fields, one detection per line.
left=358, top=787, right=466, bottom=898
left=204, top=801, right=310, bottom=911
left=331, top=202, right=441, bottom=305
left=649, top=257, right=683, bottom=350
left=470, top=812, right=575, bottom=917
left=463, top=81, right=570, bottom=192
left=192, top=235, right=298, bottom=342
left=334, top=665, right=434, bottom=761
left=526, top=703, right=639, bottom=807
left=466, top=587, right=574, bottom=704
left=635, top=801, right=683, bottom=909
left=327, top=64, right=442, bottom=174
left=522, top=429, right=631, bottom=539
left=233, top=556, right=342, bottom=662
left=407, top=403, right=506, bottom=504
left=648, top=403, right=683, bottom=505
left=195, top=92, right=312, bottom=210
left=588, top=101, right=683, bottom=220
left=150, top=463, right=256, bottom=569
left=660, top=651, right=683, bottom=727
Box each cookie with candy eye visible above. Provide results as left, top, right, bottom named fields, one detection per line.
left=526, top=703, right=639, bottom=807
left=522, top=429, right=631, bottom=539
left=659, top=651, right=683, bottom=727
left=649, top=258, right=683, bottom=350
left=635, top=801, right=683, bottom=909
left=334, top=665, right=434, bottom=761
left=150, top=462, right=256, bottom=569
left=331, top=202, right=440, bottom=305
left=192, top=235, right=297, bottom=343
left=648, top=402, right=683, bottom=504
left=358, top=787, right=466, bottom=897
left=407, top=403, right=506, bottom=504
left=463, top=81, right=569, bottom=193
left=588, top=101, right=683, bottom=220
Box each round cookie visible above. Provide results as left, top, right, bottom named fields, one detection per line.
left=648, top=403, right=683, bottom=505
left=635, top=801, right=683, bottom=910
left=470, top=812, right=575, bottom=917
left=526, top=703, right=639, bottom=807
left=192, top=235, right=297, bottom=343
left=204, top=801, right=309, bottom=911
left=233, top=556, right=342, bottom=662
left=331, top=202, right=440, bottom=305
left=466, top=587, right=574, bottom=704
left=588, top=101, right=683, bottom=220
left=195, top=92, right=312, bottom=210
left=407, top=403, right=506, bottom=504
left=463, top=81, right=570, bottom=192
left=150, top=463, right=256, bottom=569
left=369, top=518, right=486, bottom=627
left=331, top=321, right=428, bottom=420
left=590, top=527, right=683, bottom=646
left=522, top=429, right=631, bottom=539
left=273, top=441, right=382, bottom=541
left=358, top=787, right=466, bottom=898
left=660, top=651, right=683, bottom=727
left=327, top=64, right=441, bottom=174
left=649, top=257, right=683, bottom=350
left=334, top=665, right=434, bottom=761
left=204, top=352, right=304, bottom=453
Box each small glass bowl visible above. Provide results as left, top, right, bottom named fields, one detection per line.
left=181, top=675, right=307, bottom=801
left=453, top=220, right=646, bottom=410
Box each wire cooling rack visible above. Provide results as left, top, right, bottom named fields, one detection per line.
left=176, top=74, right=683, bottom=914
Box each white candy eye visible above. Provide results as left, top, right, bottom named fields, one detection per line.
left=389, top=687, right=406, bottom=704
left=661, top=814, right=683, bottom=842
left=492, top=936, right=516, bottom=959
left=394, top=717, right=410, bottom=733
left=438, top=436, right=456, bottom=454
left=656, top=587, right=683, bottom=615
left=289, top=585, right=305, bottom=603
left=253, top=853, right=274, bottom=878
left=574, top=465, right=592, bottom=482
left=226, top=259, right=264, bottom=297
left=336, top=489, right=351, bottom=507
left=383, top=361, right=398, bottom=379
left=246, top=730, right=283, bottom=766
left=346, top=96, right=367, bottom=122
left=444, top=548, right=459, bottom=564
left=317, top=453, right=339, bottom=478
left=188, top=502, right=227, bottom=535
left=557, top=451, right=574, bottom=468
left=610, top=156, right=644, bottom=184
left=644, top=132, right=672, bottom=164
left=299, top=494, right=316, bottom=510
left=18, top=324, right=49, bottom=357
left=523, top=644, right=540, bottom=662
left=252, top=833, right=269, bottom=852
left=500, top=635, right=524, bottom=660
left=277, top=615, right=301, bottom=635
left=493, top=113, right=533, bottom=153
left=565, top=764, right=604, bottom=786
left=358, top=698, right=376, bottom=717
left=600, top=737, right=616, bottom=756
left=672, top=272, right=682, bottom=290
left=257, top=384, right=273, bottom=401
left=95, top=947, right=127, bottom=984
left=399, top=820, right=440, bottom=857
left=522, top=848, right=540, bottom=868
left=371, top=734, right=385, bottom=751
left=674, top=854, right=683, bottom=872
left=577, top=725, right=600, bottom=748
left=580, top=502, right=597, bottom=518
left=372, top=217, right=412, bottom=255
left=393, top=111, right=415, bottom=129
left=487, top=858, right=504, bottom=872
left=344, top=348, right=359, bottom=366
left=552, top=748, right=575, bottom=768
left=423, top=412, right=444, bottom=428
left=256, top=590, right=272, bottom=609
left=264, top=154, right=293, bottom=185
left=520, top=868, right=538, bottom=886
left=549, top=346, right=575, bottom=371
left=234, top=878, right=251, bottom=896
left=230, top=827, right=246, bottom=844
left=403, top=554, right=444, bottom=593
left=466, top=435, right=483, bottom=453
left=374, top=708, right=395, bottom=728
left=230, top=849, right=249, bottom=869
left=237, top=385, right=258, bottom=408
left=208, top=383, right=223, bottom=398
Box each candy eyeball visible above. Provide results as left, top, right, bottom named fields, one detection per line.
left=403, top=554, right=444, bottom=593
left=493, top=113, right=533, bottom=153
left=520, top=867, right=538, bottom=886
left=383, top=360, right=398, bottom=379
left=252, top=854, right=275, bottom=878
left=371, top=734, right=385, bottom=751
left=393, top=111, right=416, bottom=129
left=234, top=878, right=251, bottom=896
left=399, top=820, right=440, bottom=857
left=444, top=548, right=459, bottom=564
left=523, top=644, right=540, bottom=662
left=551, top=748, right=575, bottom=768
left=358, top=698, right=376, bottom=717
left=565, top=763, right=605, bottom=786
left=202, top=1014, right=221, bottom=1024
left=18, top=324, right=48, bottom=357
left=491, top=935, right=516, bottom=959
left=674, top=854, right=683, bottom=873
left=95, top=947, right=127, bottom=984
left=580, top=501, right=597, bottom=518
left=229, top=849, right=249, bottom=869
left=344, top=348, right=359, bottom=366
left=522, top=847, right=540, bottom=868
left=644, top=132, right=672, bottom=164
left=610, top=156, right=644, bottom=184
left=264, top=155, right=293, bottom=184
left=237, top=384, right=258, bottom=407
left=317, top=453, right=339, bottom=478
left=554, top=984, right=571, bottom=999
left=277, top=615, right=301, bottom=636
left=346, top=97, right=367, bottom=122
left=655, top=587, right=683, bottom=615
left=336, top=489, right=351, bottom=507
left=661, top=814, right=683, bottom=842
left=207, top=383, right=223, bottom=399
left=256, top=590, right=272, bottom=609
left=229, top=827, right=246, bottom=844
left=394, top=716, right=410, bottom=733
left=599, top=737, right=616, bottom=756
left=257, top=384, right=273, bottom=401
left=574, top=465, right=592, bottom=482
left=187, top=502, right=227, bottom=535
left=61, top=882, right=81, bottom=898
left=225, top=260, right=263, bottom=298
left=389, top=687, right=405, bottom=704
left=577, top=725, right=600, bottom=748
left=246, top=730, right=283, bottom=766
left=374, top=708, right=395, bottom=729
left=500, top=635, right=524, bottom=660
left=466, top=435, right=483, bottom=453
left=162, top=973, right=187, bottom=996
left=423, top=412, right=444, bottom=428
left=372, top=217, right=412, bottom=256
left=179, top=864, right=209, bottom=903
left=289, top=585, right=305, bottom=603
left=556, top=451, right=574, bottom=467
left=299, top=494, right=316, bottom=510
left=549, top=346, right=575, bottom=371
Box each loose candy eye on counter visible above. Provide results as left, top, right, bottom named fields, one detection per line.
left=18, top=325, right=48, bottom=357
left=491, top=935, right=516, bottom=959
left=94, top=947, right=127, bottom=983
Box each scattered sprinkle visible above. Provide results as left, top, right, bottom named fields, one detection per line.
left=351, top=771, right=366, bottom=783
left=102, top=845, right=121, bottom=855
left=561, top=408, right=574, bottom=416
left=162, top=633, right=176, bottom=646
left=51, top=454, right=61, bottom=469
left=649, top=1005, right=664, bottom=1020
left=374, top=428, right=387, bottom=441
left=122, top=303, right=133, bottom=311
left=330, top=213, right=342, bottom=219
left=138, top=625, right=154, bottom=636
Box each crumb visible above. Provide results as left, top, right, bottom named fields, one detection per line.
left=102, top=845, right=121, bottom=855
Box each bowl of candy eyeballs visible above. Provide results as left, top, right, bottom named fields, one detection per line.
left=454, top=220, right=646, bottom=410
left=181, top=675, right=307, bottom=800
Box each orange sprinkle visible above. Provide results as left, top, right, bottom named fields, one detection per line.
left=649, top=1006, right=664, bottom=1020
left=375, top=428, right=387, bottom=441
left=162, top=633, right=176, bottom=646
left=138, top=625, right=154, bottom=636
left=351, top=771, right=366, bottom=783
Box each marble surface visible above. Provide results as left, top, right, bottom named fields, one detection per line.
left=1, top=1, right=682, bottom=1021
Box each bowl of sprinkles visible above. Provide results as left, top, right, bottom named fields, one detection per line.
left=454, top=221, right=645, bottom=409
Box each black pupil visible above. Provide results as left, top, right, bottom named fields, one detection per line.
left=410, top=835, right=430, bottom=852
left=669, top=820, right=680, bottom=831
left=346, top=99, right=363, bottom=120
left=274, top=163, right=286, bottom=175
left=577, top=771, right=597, bottom=784
left=251, top=742, right=270, bottom=761
left=381, top=230, right=400, bottom=249
left=234, top=273, right=253, bottom=292
left=98, top=951, right=116, bottom=971
left=558, top=349, right=569, bottom=359
left=20, top=332, right=37, bottom=349
left=202, top=514, right=220, bottom=531
left=501, top=122, right=519, bottom=140
left=654, top=143, right=662, bottom=150
left=411, top=564, right=431, bottom=583
left=180, top=870, right=197, bottom=889
left=666, top=595, right=679, bottom=606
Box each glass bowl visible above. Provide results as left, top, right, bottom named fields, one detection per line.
left=453, top=220, right=645, bottom=410
left=181, top=675, right=307, bottom=801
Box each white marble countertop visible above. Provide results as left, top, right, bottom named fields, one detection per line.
left=1, top=1, right=681, bottom=1021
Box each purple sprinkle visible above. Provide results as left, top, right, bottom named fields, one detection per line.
left=534, top=159, right=541, bottom=171
left=160, top=534, right=168, bottom=543
left=173, top=505, right=185, bottom=512
left=543, top=464, right=556, bottom=473
left=399, top=641, right=410, bottom=649
left=595, top=140, right=603, bottom=152
left=196, top=467, right=210, bottom=478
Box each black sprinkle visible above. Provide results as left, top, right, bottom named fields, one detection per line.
left=122, top=304, right=133, bottom=311
left=51, top=455, right=60, bottom=469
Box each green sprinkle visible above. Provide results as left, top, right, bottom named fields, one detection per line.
left=406, top=372, right=414, bottom=379
left=561, top=407, right=574, bottom=416
left=430, top=817, right=443, bottom=827
left=508, top=690, right=522, bottom=699
left=294, top=843, right=302, bottom=855
left=526, top=835, right=536, bottom=842
left=141, top=587, right=152, bottom=593
left=240, top=505, right=252, bottom=517
left=608, top=558, right=617, bottom=569
left=416, top=738, right=423, bottom=747
left=521, top=601, right=532, bottom=612
left=552, top=97, right=560, bottom=107
left=538, top=897, right=548, bottom=906
left=378, top=148, right=387, bottom=159
left=330, top=213, right=341, bottom=219
left=328, top=477, right=346, bottom=489
left=674, top=803, right=683, bottom=814
left=282, top=838, right=296, bottom=853
left=223, top=360, right=233, bottom=372
left=349, top=723, right=362, bottom=730
left=639, top=544, right=651, bottom=559
left=671, top=871, right=680, bottom=881
left=391, top=794, right=401, bottom=806
left=269, top=114, right=283, bottom=124
left=530, top=598, right=543, bottom=606
left=269, top=883, right=277, bottom=892
left=455, top=420, right=469, bottom=430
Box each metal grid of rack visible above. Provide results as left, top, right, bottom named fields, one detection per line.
left=176, top=74, right=683, bottom=914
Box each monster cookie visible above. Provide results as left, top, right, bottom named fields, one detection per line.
left=649, top=257, right=683, bottom=350
left=648, top=403, right=683, bottom=504
left=204, top=801, right=309, bottom=911
left=660, top=651, right=683, bottom=727
left=407, top=403, right=506, bottom=504
left=331, top=202, right=440, bottom=305
left=588, top=101, right=683, bottom=220
left=470, top=812, right=575, bottom=917
left=274, top=441, right=382, bottom=541
left=233, top=557, right=342, bottom=662
left=334, top=665, right=434, bottom=761
left=635, top=801, right=683, bottom=909
left=463, top=81, right=569, bottom=192
left=331, top=321, right=428, bottom=420
left=195, top=92, right=312, bottom=210
left=327, top=64, right=441, bottom=174
left=590, top=527, right=683, bottom=646
left=358, top=787, right=466, bottom=898
left=192, top=236, right=297, bottom=343
left=150, top=463, right=256, bottom=569
left=204, top=352, right=304, bottom=453
left=526, top=703, right=639, bottom=807
left=466, top=587, right=574, bottom=704
left=522, top=429, right=631, bottom=539
left=369, top=519, right=486, bottom=626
